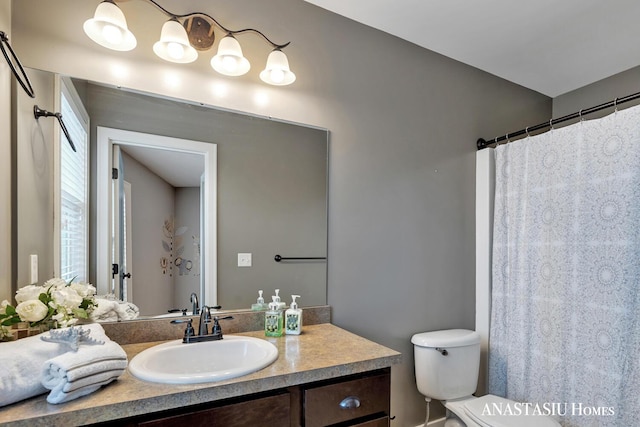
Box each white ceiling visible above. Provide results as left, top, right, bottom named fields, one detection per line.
left=304, top=0, right=640, bottom=97
left=120, top=145, right=204, bottom=187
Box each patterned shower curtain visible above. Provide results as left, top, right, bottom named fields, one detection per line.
left=488, top=105, right=640, bottom=426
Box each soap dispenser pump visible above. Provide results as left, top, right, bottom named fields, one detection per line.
left=265, top=296, right=283, bottom=337
left=274, top=288, right=286, bottom=310
left=285, top=295, right=302, bottom=335
left=251, top=290, right=268, bottom=311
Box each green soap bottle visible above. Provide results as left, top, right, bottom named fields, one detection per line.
left=251, top=290, right=268, bottom=311
left=265, top=297, right=283, bottom=337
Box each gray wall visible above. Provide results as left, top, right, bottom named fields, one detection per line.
left=0, top=0, right=11, bottom=301
left=174, top=187, right=201, bottom=310
left=13, top=69, right=55, bottom=287
left=553, top=65, right=640, bottom=117
left=122, top=152, right=175, bottom=316
left=9, top=1, right=553, bottom=425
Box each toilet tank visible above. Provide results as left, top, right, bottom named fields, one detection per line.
left=412, top=329, right=481, bottom=400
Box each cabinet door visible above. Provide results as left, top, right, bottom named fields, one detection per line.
left=137, top=393, right=290, bottom=427
left=304, top=371, right=390, bottom=427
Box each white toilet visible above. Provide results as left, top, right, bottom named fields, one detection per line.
left=412, top=329, right=560, bottom=427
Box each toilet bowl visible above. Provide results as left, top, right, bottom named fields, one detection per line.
left=412, top=329, right=560, bottom=427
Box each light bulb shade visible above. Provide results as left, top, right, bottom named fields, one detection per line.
left=260, top=49, right=296, bottom=86
left=83, top=0, right=137, bottom=51
left=211, top=36, right=250, bottom=76
left=153, top=19, right=198, bottom=63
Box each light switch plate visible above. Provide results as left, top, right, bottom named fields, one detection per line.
left=238, top=253, right=252, bottom=267
left=30, top=254, right=38, bottom=284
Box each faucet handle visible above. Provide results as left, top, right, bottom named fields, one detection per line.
left=212, top=315, right=234, bottom=338
left=170, top=318, right=195, bottom=341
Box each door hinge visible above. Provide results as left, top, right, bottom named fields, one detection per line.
left=112, top=263, right=119, bottom=278
left=112, top=168, right=118, bottom=179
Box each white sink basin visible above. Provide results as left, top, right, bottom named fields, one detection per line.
left=128, top=336, right=278, bottom=384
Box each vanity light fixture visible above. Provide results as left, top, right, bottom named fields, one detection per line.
left=83, top=0, right=137, bottom=52
left=83, top=0, right=296, bottom=85
left=153, top=18, right=198, bottom=64
left=211, top=34, right=251, bottom=77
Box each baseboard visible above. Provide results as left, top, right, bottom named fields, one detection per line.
left=414, top=416, right=446, bottom=427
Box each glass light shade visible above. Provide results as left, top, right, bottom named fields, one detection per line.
left=83, top=1, right=137, bottom=51
left=260, top=49, right=296, bottom=86
left=153, top=19, right=198, bottom=63
left=211, top=36, right=250, bottom=77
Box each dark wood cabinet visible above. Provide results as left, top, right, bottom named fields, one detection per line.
left=95, top=369, right=391, bottom=427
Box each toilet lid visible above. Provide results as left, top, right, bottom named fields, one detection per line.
left=464, top=395, right=560, bottom=427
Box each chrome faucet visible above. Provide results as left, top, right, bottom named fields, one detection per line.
left=190, top=292, right=199, bottom=315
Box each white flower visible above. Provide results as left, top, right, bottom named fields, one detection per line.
left=0, top=325, right=12, bottom=341
left=15, top=285, right=45, bottom=304
left=52, top=311, right=78, bottom=328
left=69, top=282, right=96, bottom=298
left=44, top=278, right=68, bottom=290
left=0, top=300, right=9, bottom=315
left=50, top=287, right=83, bottom=310
left=15, top=299, right=49, bottom=322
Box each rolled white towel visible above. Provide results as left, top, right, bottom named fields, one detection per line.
left=125, top=301, right=139, bottom=319
left=42, top=337, right=127, bottom=404
left=90, top=298, right=139, bottom=322
left=0, top=331, right=67, bottom=407
left=90, top=298, right=119, bottom=322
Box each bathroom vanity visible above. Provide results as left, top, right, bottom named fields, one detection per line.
left=0, top=315, right=401, bottom=427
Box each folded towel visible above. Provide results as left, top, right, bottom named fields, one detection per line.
left=42, top=335, right=127, bottom=404
left=0, top=331, right=67, bottom=407
left=0, top=323, right=120, bottom=407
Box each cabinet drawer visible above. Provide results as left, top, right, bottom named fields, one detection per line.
left=137, top=392, right=290, bottom=427
left=351, top=416, right=389, bottom=427
left=304, top=372, right=390, bottom=427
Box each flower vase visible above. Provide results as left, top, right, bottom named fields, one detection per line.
left=28, top=319, right=57, bottom=336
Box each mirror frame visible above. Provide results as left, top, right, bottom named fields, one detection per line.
left=96, top=127, right=218, bottom=306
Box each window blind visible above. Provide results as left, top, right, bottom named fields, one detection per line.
left=60, top=92, right=88, bottom=283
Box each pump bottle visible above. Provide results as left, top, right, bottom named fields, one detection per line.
left=265, top=296, right=283, bottom=337
left=285, top=295, right=302, bottom=335
left=251, top=290, right=268, bottom=310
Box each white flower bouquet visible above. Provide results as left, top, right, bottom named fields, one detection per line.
left=0, top=278, right=96, bottom=340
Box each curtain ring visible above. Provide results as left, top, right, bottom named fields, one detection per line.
left=579, top=109, right=583, bottom=122
left=549, top=118, right=554, bottom=130
left=525, top=126, right=530, bottom=138
left=614, top=97, right=618, bottom=112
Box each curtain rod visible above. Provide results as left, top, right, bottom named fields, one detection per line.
left=476, top=90, right=640, bottom=150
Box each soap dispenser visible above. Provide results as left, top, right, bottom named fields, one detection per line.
left=274, top=288, right=286, bottom=310
left=265, top=296, right=283, bottom=337
left=285, top=295, right=302, bottom=335
left=251, top=290, right=268, bottom=311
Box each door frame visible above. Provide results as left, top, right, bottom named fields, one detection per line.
left=96, top=127, right=217, bottom=306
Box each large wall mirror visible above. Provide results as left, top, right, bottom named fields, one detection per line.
left=14, top=69, right=328, bottom=318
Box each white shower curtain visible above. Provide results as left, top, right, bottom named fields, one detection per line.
left=488, top=105, right=640, bottom=426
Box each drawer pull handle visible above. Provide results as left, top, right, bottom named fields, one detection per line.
left=339, top=396, right=361, bottom=409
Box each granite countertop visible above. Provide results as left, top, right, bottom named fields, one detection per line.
left=0, top=323, right=401, bottom=427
